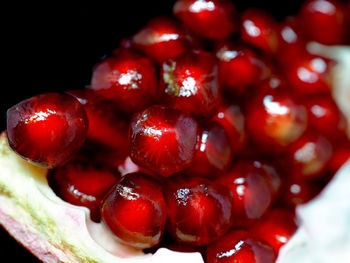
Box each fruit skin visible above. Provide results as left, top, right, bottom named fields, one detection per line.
left=89, top=49, right=158, bottom=114
left=251, top=209, right=297, bottom=254
left=101, top=172, right=167, bottom=249
left=245, top=92, right=308, bottom=153
left=129, top=105, right=198, bottom=177
left=132, top=16, right=193, bottom=62
left=160, top=49, right=221, bottom=117
left=48, top=161, right=122, bottom=222
left=215, top=160, right=273, bottom=227
left=206, top=230, right=276, bottom=263
left=165, top=174, right=234, bottom=246
left=6, top=93, right=88, bottom=168
left=173, top=0, right=238, bottom=39
left=298, top=0, right=346, bottom=45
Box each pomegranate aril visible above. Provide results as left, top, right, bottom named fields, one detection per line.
left=89, top=49, right=158, bottom=114
left=213, top=103, right=247, bottom=155
left=165, top=174, right=234, bottom=246
left=130, top=105, right=198, bottom=177
left=285, top=54, right=332, bottom=96
left=49, top=162, right=121, bottom=222
left=246, top=92, right=308, bottom=153
left=206, top=230, right=276, bottom=263
left=186, top=121, right=232, bottom=178
left=215, top=42, right=271, bottom=95
left=67, top=89, right=129, bottom=155
left=298, top=0, right=346, bottom=45
left=215, top=160, right=273, bottom=227
left=240, top=9, right=279, bottom=54
left=251, top=209, right=297, bottom=254
left=328, top=141, right=350, bottom=173
left=173, top=0, right=238, bottom=39
left=101, top=172, right=167, bottom=249
left=283, top=178, right=320, bottom=207
left=160, top=49, right=220, bottom=117
left=286, top=132, right=333, bottom=179
left=132, top=17, right=193, bottom=62
left=6, top=93, right=88, bottom=168
left=304, top=95, right=348, bottom=141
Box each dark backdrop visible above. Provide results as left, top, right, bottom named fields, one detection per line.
left=1, top=1, right=305, bottom=261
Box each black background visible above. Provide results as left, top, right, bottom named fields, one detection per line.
left=1, top=0, right=307, bottom=261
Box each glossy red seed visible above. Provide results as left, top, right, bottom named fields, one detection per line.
left=285, top=54, right=332, bottom=96
left=130, top=105, right=198, bottom=177
left=257, top=74, right=290, bottom=95
left=251, top=209, right=297, bottom=253
left=283, top=178, right=319, bottom=207
left=215, top=160, right=273, bottom=227
left=303, top=95, right=348, bottom=141
left=187, top=121, right=232, bottom=178
left=49, top=162, right=121, bottom=222
left=287, top=132, right=333, bottom=179
left=89, top=50, right=157, bottom=114
left=215, top=42, right=271, bottom=95
left=165, top=174, right=234, bottom=246
left=160, top=49, right=220, bottom=117
left=276, top=16, right=309, bottom=65
left=246, top=92, right=308, bottom=153
left=101, top=173, right=167, bottom=249
left=133, top=17, right=193, bottom=62
left=67, top=89, right=129, bottom=155
left=6, top=93, right=88, bottom=168
left=173, top=0, right=238, bottom=39
left=298, top=0, right=346, bottom=45
left=213, top=103, right=247, bottom=154
left=206, top=230, right=276, bottom=263
left=240, top=9, right=279, bottom=54
left=328, top=141, right=350, bottom=173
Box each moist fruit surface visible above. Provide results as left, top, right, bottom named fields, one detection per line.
left=2, top=0, right=350, bottom=262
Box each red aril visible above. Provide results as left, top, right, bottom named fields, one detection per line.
left=89, top=49, right=158, bottom=114
left=240, top=9, right=279, bottom=54
left=49, top=161, right=121, bottom=222
left=129, top=105, right=198, bottom=177
left=186, top=121, right=232, bottom=178
left=160, top=49, right=220, bottom=117
left=6, top=93, right=88, bottom=168
left=165, top=174, right=234, bottom=246
left=215, top=160, right=273, bottom=227
left=173, top=0, right=238, bottom=39
left=206, top=230, right=276, bottom=263
left=251, top=209, right=297, bottom=253
left=101, top=173, right=167, bottom=249
left=132, top=17, right=193, bottom=62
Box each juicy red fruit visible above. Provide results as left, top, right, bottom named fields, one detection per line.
left=165, top=174, right=234, bottom=246
left=6, top=93, right=88, bottom=168
left=49, top=162, right=121, bottom=222
left=132, top=17, right=193, bottom=62
left=251, top=209, right=297, bottom=254
left=101, top=173, right=167, bottom=249
left=89, top=49, right=157, bottom=114
left=215, top=160, right=274, bottom=227
left=187, top=121, right=232, bottom=178
left=129, top=105, right=198, bottom=177
left=173, top=0, right=238, bottom=39
left=160, top=49, right=220, bottom=117
left=298, top=0, right=346, bottom=45
left=206, top=230, right=276, bottom=263
left=240, top=9, right=279, bottom=54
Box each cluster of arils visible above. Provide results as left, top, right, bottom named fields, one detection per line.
left=6, top=0, right=350, bottom=262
